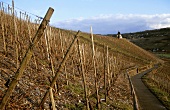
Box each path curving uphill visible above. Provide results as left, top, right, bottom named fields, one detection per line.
left=131, top=67, right=167, bottom=110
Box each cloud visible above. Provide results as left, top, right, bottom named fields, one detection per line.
left=54, top=14, right=170, bottom=34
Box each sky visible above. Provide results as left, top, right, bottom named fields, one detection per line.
left=1, top=0, right=170, bottom=34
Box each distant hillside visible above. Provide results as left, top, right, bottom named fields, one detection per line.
left=122, top=28, right=170, bottom=53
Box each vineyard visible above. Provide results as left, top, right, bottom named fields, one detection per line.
left=0, top=1, right=163, bottom=110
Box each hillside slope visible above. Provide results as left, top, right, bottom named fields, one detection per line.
left=80, top=33, right=159, bottom=64
left=0, top=9, right=160, bottom=109
left=122, top=28, right=170, bottom=53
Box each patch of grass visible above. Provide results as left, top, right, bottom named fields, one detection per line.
left=64, top=83, right=84, bottom=97
left=106, top=100, right=133, bottom=110
left=64, top=103, right=85, bottom=110
left=143, top=75, right=170, bottom=110
left=157, top=54, right=170, bottom=59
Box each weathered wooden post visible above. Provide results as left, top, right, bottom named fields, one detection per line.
left=49, top=88, right=56, bottom=110
left=45, top=27, right=57, bottom=90
left=103, top=44, right=107, bottom=102
left=0, top=7, right=54, bottom=110
left=59, top=29, right=68, bottom=85
left=106, top=46, right=110, bottom=87
left=77, top=42, right=90, bottom=110
left=1, top=18, right=7, bottom=56
left=90, top=26, right=100, bottom=109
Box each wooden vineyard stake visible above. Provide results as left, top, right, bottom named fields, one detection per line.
left=77, top=41, right=90, bottom=110
left=90, top=26, right=100, bottom=109
left=103, top=44, right=107, bottom=102
left=12, top=0, right=20, bottom=69
left=1, top=2, right=4, bottom=12
left=39, top=30, right=81, bottom=108
left=106, top=46, right=111, bottom=88
left=63, top=38, right=69, bottom=85
left=27, top=16, right=32, bottom=43
left=12, top=0, right=14, bottom=16
left=72, top=57, right=75, bottom=80
left=20, top=11, right=22, bottom=35
left=45, top=27, right=57, bottom=91
left=0, top=6, right=7, bottom=56
left=0, top=7, right=54, bottom=110
left=27, top=19, right=38, bottom=70
left=12, top=0, right=16, bottom=43
left=44, top=29, right=50, bottom=60
left=59, top=29, right=64, bottom=54
left=64, top=38, right=68, bottom=85
left=59, top=29, right=68, bottom=85
left=16, top=43, right=19, bottom=69
left=110, top=56, right=114, bottom=83
left=82, top=44, right=86, bottom=66
left=49, top=88, right=56, bottom=110
left=109, top=56, right=112, bottom=83
left=1, top=20, right=7, bottom=56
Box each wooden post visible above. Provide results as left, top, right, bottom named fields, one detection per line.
left=1, top=20, right=7, bottom=56
left=44, top=29, right=50, bottom=60
left=59, top=29, right=68, bottom=85
left=90, top=26, right=100, bottom=109
left=39, top=30, right=80, bottom=108
left=8, top=4, right=10, bottom=15
left=12, top=0, right=14, bottom=15
left=12, top=0, right=16, bottom=43
left=0, top=4, right=7, bottom=56
left=114, top=57, right=116, bottom=77
left=0, top=7, right=54, bottom=110
left=103, top=44, right=107, bottom=102
left=27, top=16, right=32, bottom=43
left=78, top=42, right=90, bottom=110
left=16, top=43, right=19, bottom=69
left=1, top=2, right=3, bottom=11
left=12, top=0, right=20, bottom=69
left=49, top=88, right=56, bottom=110
left=45, top=27, right=57, bottom=91
left=27, top=19, right=38, bottom=70
left=106, top=46, right=110, bottom=87
left=20, top=11, right=22, bottom=35
left=72, top=58, right=75, bottom=80
left=110, top=56, right=113, bottom=83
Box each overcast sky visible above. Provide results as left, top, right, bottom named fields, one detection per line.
left=1, top=0, right=170, bottom=34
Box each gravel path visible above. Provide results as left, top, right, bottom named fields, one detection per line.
left=131, top=67, right=167, bottom=110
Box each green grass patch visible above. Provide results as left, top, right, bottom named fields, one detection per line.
left=157, top=54, right=170, bottom=58
left=64, top=83, right=84, bottom=97
left=64, top=103, right=85, bottom=110
left=143, top=75, right=170, bottom=110
left=103, top=99, right=133, bottom=110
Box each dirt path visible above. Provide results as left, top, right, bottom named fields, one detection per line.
left=131, top=67, right=167, bottom=110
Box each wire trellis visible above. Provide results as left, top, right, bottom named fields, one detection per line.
left=0, top=0, right=43, bottom=24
